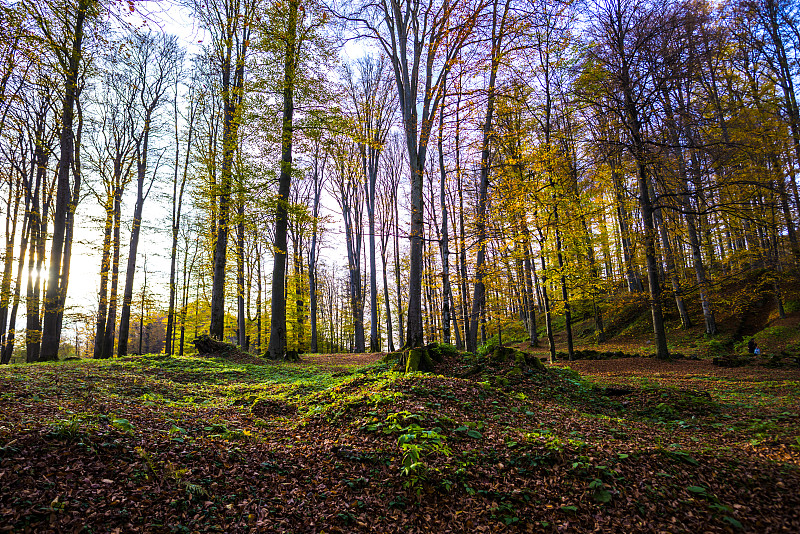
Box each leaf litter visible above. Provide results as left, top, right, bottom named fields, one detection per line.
left=0, top=351, right=798, bottom=532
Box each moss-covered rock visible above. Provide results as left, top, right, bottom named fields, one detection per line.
left=193, top=334, right=238, bottom=355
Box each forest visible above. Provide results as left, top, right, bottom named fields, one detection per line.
left=1, top=0, right=800, bottom=531
left=0, top=0, right=797, bottom=363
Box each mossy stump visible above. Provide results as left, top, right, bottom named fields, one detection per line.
left=384, top=347, right=438, bottom=373
left=193, top=334, right=237, bottom=355
left=490, top=346, right=546, bottom=373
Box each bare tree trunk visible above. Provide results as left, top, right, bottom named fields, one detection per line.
left=308, top=142, right=325, bottom=353
left=650, top=178, right=691, bottom=329
left=237, top=197, right=246, bottom=348
left=0, top=172, right=21, bottom=361
left=554, top=221, right=574, bottom=360
left=167, top=84, right=195, bottom=354
left=393, top=193, right=404, bottom=340
left=118, top=136, right=153, bottom=357
left=437, top=99, right=453, bottom=345
left=102, top=191, right=122, bottom=359
left=94, top=197, right=113, bottom=358
left=40, top=0, right=89, bottom=361
left=611, top=165, right=643, bottom=292
left=540, top=253, right=556, bottom=363
left=521, top=224, right=538, bottom=346
left=268, top=0, right=298, bottom=360
left=381, top=246, right=394, bottom=352
left=1, top=218, right=28, bottom=365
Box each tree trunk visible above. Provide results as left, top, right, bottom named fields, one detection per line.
left=268, top=0, right=298, bottom=360
left=118, top=136, right=150, bottom=357
left=381, top=246, right=395, bottom=352
left=650, top=178, right=691, bottom=329
left=540, top=253, right=556, bottom=363
left=308, top=147, right=323, bottom=353
left=393, top=190, right=404, bottom=341
left=611, top=164, right=643, bottom=293
left=94, top=196, right=113, bottom=358
left=554, top=222, right=574, bottom=360
left=167, top=89, right=194, bottom=354
left=237, top=199, right=246, bottom=348
left=468, top=0, right=505, bottom=354
left=101, top=190, right=122, bottom=359
left=1, top=219, right=28, bottom=365
left=437, top=100, right=452, bottom=345
left=40, top=0, right=89, bottom=361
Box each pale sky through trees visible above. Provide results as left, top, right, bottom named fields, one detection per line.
left=56, top=1, right=368, bottom=320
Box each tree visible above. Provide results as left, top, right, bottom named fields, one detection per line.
left=305, top=117, right=329, bottom=353
left=582, top=0, right=676, bottom=359
left=166, top=66, right=197, bottom=355
left=344, top=55, right=395, bottom=352
left=468, top=0, right=513, bottom=353
left=189, top=0, right=256, bottom=341
left=86, top=56, right=138, bottom=359
left=117, top=31, right=181, bottom=357
left=265, top=0, right=330, bottom=359
left=328, top=133, right=366, bottom=352
left=347, top=0, right=487, bottom=348
left=34, top=0, right=98, bottom=361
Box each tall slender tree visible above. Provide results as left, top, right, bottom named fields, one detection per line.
left=349, top=0, right=487, bottom=348
left=118, top=32, right=181, bottom=357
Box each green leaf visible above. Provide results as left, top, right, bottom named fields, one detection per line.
left=397, top=433, right=417, bottom=445
left=722, top=516, right=743, bottom=530
left=466, top=429, right=483, bottom=439
left=112, top=418, right=134, bottom=432
left=687, top=485, right=707, bottom=494
left=593, top=489, right=612, bottom=503
left=709, top=504, right=732, bottom=514
left=669, top=451, right=699, bottom=466
left=454, top=425, right=469, bottom=432
left=560, top=505, right=577, bottom=513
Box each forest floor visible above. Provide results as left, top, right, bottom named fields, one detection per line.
left=0, top=348, right=799, bottom=533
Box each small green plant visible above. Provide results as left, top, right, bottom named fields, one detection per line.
left=112, top=418, right=135, bottom=433
left=489, top=502, right=520, bottom=525
left=47, top=416, right=83, bottom=441
left=397, top=429, right=451, bottom=494
left=203, top=422, right=250, bottom=441
left=589, top=478, right=613, bottom=503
